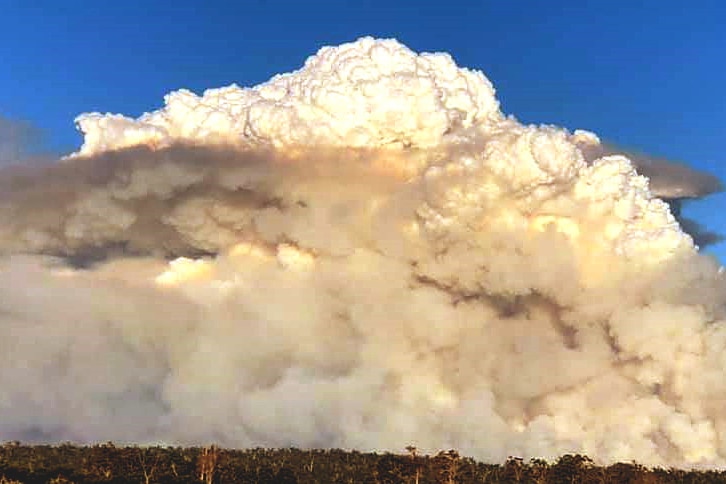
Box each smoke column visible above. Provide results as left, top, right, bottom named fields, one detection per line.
left=1, top=37, right=725, bottom=467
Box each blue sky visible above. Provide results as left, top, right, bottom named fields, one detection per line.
left=1, top=0, right=724, bottom=259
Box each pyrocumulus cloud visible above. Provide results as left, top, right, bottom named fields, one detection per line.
left=1, top=37, right=725, bottom=468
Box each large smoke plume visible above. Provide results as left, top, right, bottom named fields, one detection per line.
left=1, top=37, right=725, bottom=468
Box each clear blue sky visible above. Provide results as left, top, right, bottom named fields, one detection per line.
left=1, top=1, right=724, bottom=259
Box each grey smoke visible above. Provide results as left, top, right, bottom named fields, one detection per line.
left=598, top=143, right=723, bottom=199
left=0, top=140, right=719, bottom=262
left=0, top=116, right=54, bottom=168
left=0, top=143, right=403, bottom=261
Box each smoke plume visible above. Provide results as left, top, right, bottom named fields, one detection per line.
left=573, top=133, right=724, bottom=248
left=1, top=37, right=725, bottom=468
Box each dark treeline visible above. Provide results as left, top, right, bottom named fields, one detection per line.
left=1, top=443, right=726, bottom=483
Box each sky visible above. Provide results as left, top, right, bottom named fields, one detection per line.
left=1, top=0, right=724, bottom=258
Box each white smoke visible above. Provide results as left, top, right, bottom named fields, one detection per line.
left=1, top=37, right=725, bottom=468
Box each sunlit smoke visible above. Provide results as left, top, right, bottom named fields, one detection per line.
left=573, top=131, right=723, bottom=248
left=0, top=37, right=725, bottom=468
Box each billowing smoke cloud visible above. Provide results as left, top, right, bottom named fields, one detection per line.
left=1, top=37, right=726, bottom=468
left=574, top=134, right=723, bottom=247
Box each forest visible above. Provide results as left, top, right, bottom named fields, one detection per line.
left=2, top=443, right=726, bottom=483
